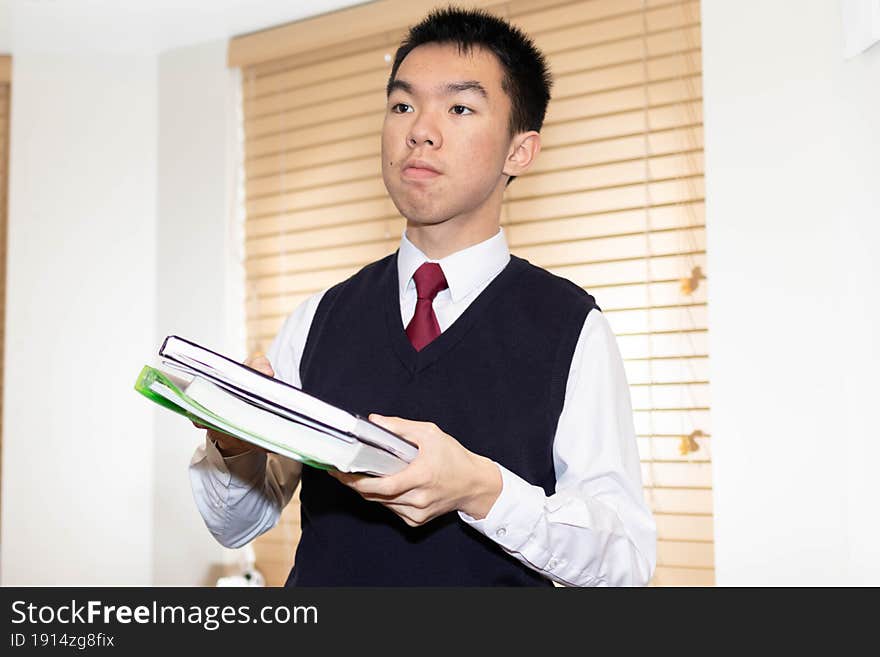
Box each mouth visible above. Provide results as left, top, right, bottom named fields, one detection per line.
left=401, top=160, right=442, bottom=180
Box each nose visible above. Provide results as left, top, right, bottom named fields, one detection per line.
left=407, top=111, right=441, bottom=149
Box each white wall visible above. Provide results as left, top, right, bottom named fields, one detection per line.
left=154, top=39, right=244, bottom=585
left=1, top=54, right=158, bottom=584
left=0, top=40, right=242, bottom=586
left=702, top=0, right=880, bottom=585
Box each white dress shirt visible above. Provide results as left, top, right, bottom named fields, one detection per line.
left=190, top=228, right=657, bottom=586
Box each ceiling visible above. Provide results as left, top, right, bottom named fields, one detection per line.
left=0, top=0, right=371, bottom=55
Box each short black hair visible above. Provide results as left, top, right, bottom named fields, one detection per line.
left=387, top=6, right=553, bottom=137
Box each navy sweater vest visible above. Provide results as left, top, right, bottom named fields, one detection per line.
left=285, top=252, right=597, bottom=586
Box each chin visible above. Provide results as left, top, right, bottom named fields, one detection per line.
left=388, top=191, right=452, bottom=226
left=396, top=204, right=450, bottom=226
left=405, top=214, right=452, bottom=227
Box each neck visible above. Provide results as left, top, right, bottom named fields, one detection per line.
left=405, top=220, right=500, bottom=260
left=405, top=182, right=505, bottom=259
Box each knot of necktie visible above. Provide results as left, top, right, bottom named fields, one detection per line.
left=412, top=262, right=448, bottom=300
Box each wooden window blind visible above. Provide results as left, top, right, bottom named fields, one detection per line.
left=233, top=0, right=712, bottom=587
left=0, top=55, right=10, bottom=527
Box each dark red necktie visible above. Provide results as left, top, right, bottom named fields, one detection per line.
left=406, top=262, right=448, bottom=351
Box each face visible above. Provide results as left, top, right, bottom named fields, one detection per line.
left=381, top=43, right=518, bottom=228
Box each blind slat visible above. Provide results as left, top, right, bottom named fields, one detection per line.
left=534, top=13, right=642, bottom=54
left=244, top=68, right=389, bottom=117
left=247, top=218, right=405, bottom=261
left=652, top=566, right=715, bottom=586
left=552, top=51, right=701, bottom=101
left=657, top=539, right=715, bottom=568
left=245, top=91, right=386, bottom=141
left=626, top=355, right=710, bottom=386
left=647, top=481, right=714, bottom=512
left=508, top=201, right=704, bottom=243
left=618, top=331, right=709, bottom=360
left=651, top=475, right=714, bottom=508
left=510, top=0, right=644, bottom=34
left=245, top=112, right=383, bottom=159
left=519, top=252, right=707, bottom=290
left=546, top=25, right=702, bottom=80
left=606, top=303, right=708, bottom=335
left=633, top=383, right=711, bottom=412
left=546, top=74, right=702, bottom=125
left=654, top=514, right=714, bottom=543
left=635, top=409, right=711, bottom=437
left=247, top=135, right=378, bottom=180
left=515, top=226, right=706, bottom=266
left=506, top=176, right=704, bottom=222
left=509, top=152, right=704, bottom=200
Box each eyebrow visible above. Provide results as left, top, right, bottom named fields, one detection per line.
left=387, top=78, right=489, bottom=100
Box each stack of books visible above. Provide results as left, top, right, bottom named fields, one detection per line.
left=134, top=336, right=416, bottom=475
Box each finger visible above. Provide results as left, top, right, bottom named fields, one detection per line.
left=327, top=471, right=407, bottom=507
left=374, top=488, right=431, bottom=509
left=345, top=466, right=423, bottom=498
left=368, top=414, right=433, bottom=447
left=245, top=353, right=275, bottom=377
left=328, top=470, right=405, bottom=498
left=383, top=503, right=430, bottom=527
left=368, top=414, right=405, bottom=431
left=247, top=357, right=272, bottom=372
left=329, top=468, right=408, bottom=497
left=328, top=470, right=370, bottom=486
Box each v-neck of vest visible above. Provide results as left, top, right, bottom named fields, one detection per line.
left=384, top=251, right=529, bottom=374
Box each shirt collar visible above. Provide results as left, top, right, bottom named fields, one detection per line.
left=397, top=227, right=511, bottom=303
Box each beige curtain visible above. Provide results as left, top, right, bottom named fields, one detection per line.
left=234, top=0, right=712, bottom=586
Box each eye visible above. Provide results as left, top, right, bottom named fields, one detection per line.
left=450, top=105, right=473, bottom=115
left=391, top=102, right=413, bottom=113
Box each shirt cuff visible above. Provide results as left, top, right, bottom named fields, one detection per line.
left=458, top=463, right=546, bottom=553
left=204, top=436, right=268, bottom=489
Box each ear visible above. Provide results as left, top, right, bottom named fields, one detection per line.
left=502, top=131, right=542, bottom=178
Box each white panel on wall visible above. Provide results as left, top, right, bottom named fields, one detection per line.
left=702, top=0, right=880, bottom=585
left=1, top=53, right=158, bottom=585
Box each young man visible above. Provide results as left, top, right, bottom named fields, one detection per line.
left=190, top=7, right=656, bottom=586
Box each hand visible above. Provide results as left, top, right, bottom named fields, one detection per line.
left=328, top=414, right=502, bottom=527
left=192, top=353, right=274, bottom=458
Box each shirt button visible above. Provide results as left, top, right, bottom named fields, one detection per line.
left=547, top=558, right=559, bottom=569
left=495, top=527, right=507, bottom=538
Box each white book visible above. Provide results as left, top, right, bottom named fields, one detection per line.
left=160, top=359, right=357, bottom=445
left=144, top=366, right=407, bottom=476
left=159, top=335, right=418, bottom=462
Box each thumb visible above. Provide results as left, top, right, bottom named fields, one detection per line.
left=368, top=413, right=397, bottom=429
left=369, top=414, right=422, bottom=446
